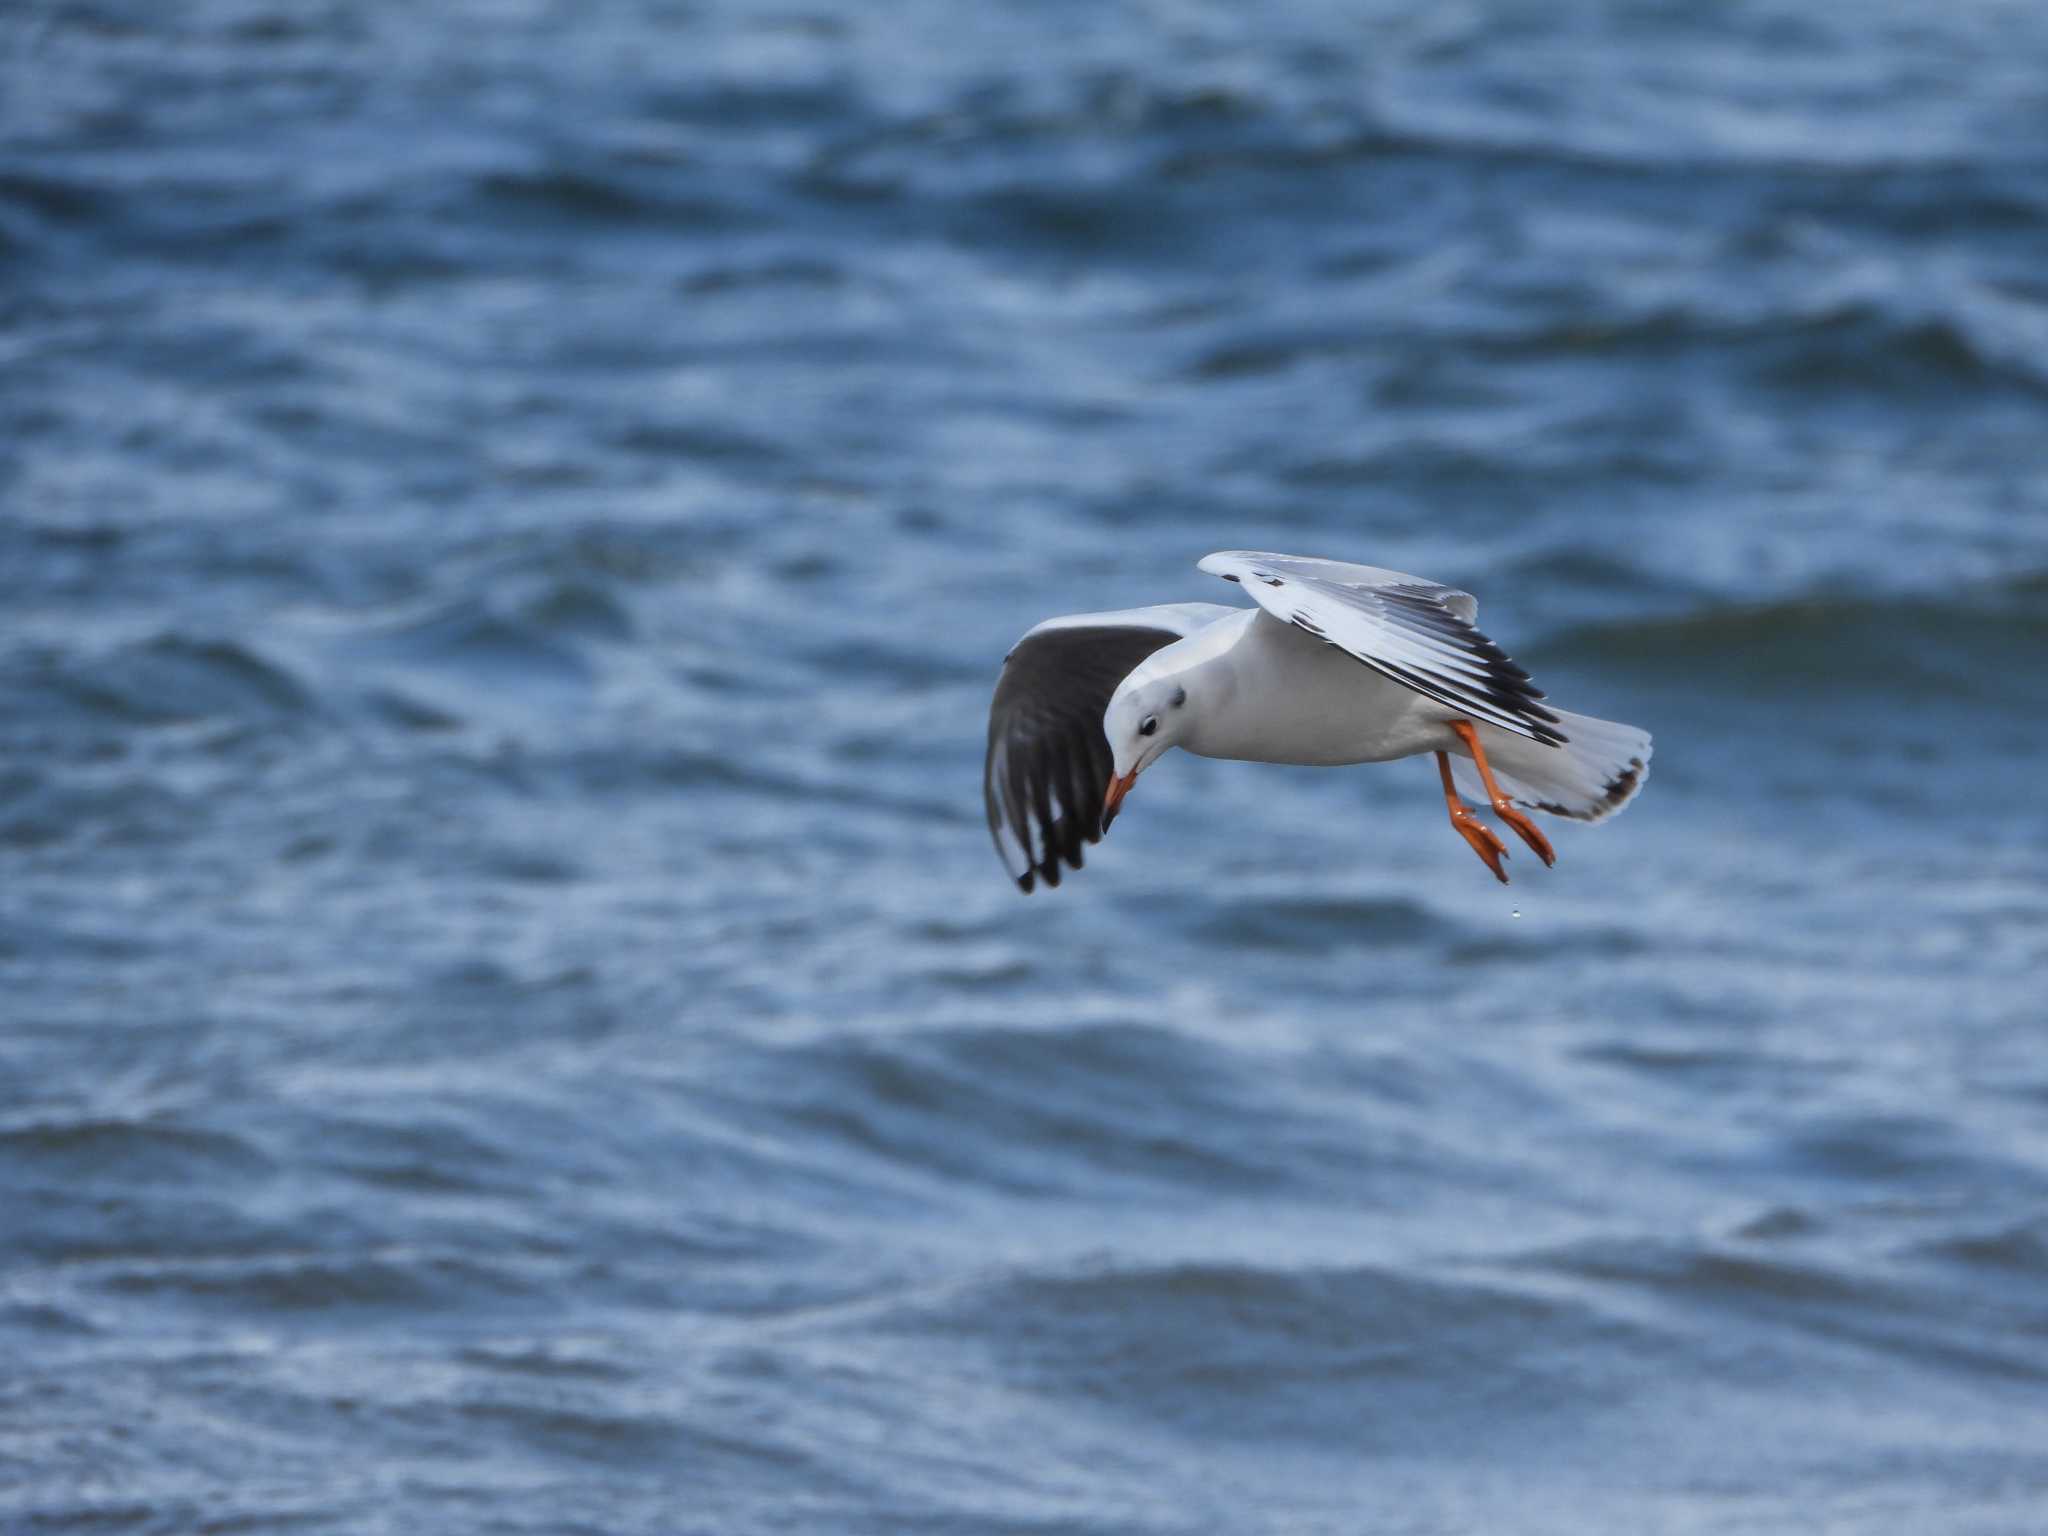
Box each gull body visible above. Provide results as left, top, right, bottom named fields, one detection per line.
left=984, top=551, right=1652, bottom=890
left=1111, top=607, right=1453, bottom=772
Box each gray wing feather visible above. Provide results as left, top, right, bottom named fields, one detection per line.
left=1197, top=550, right=1565, bottom=746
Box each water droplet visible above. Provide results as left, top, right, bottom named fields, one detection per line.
left=1511, top=908, right=1521, bottom=919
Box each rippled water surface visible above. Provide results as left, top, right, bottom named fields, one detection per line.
left=5, top=3, right=2048, bottom=1532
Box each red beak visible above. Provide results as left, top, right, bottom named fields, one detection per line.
left=1102, top=769, right=1139, bottom=830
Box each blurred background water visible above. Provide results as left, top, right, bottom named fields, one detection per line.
left=4, top=2, right=2048, bottom=1532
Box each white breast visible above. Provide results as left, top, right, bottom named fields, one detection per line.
left=1183, top=611, right=1455, bottom=767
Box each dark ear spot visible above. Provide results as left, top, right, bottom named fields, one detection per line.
left=1171, top=686, right=1187, bottom=708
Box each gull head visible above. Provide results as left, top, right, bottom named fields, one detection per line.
left=1101, top=672, right=1193, bottom=828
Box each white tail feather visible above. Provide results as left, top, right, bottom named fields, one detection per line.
left=1452, top=708, right=1652, bottom=824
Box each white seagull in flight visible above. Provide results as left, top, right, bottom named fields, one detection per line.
left=984, top=551, right=1651, bottom=890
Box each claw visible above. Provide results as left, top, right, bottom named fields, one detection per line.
left=1494, top=802, right=1555, bottom=867
left=1451, top=806, right=1511, bottom=883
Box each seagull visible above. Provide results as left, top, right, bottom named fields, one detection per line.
left=983, top=551, right=1650, bottom=890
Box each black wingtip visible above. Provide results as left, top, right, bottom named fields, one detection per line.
left=1602, top=757, right=1644, bottom=808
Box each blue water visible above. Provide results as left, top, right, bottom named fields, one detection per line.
left=5, top=3, right=2048, bottom=1531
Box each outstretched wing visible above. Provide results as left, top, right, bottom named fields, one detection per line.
left=984, top=603, right=1232, bottom=892
left=1197, top=551, right=1566, bottom=746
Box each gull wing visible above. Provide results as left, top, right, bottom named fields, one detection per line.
left=1197, top=551, right=1566, bottom=746
left=984, top=603, right=1232, bottom=892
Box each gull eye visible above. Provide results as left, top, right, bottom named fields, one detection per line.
left=1138, top=715, right=1158, bottom=737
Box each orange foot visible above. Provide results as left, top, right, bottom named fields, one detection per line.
left=1437, top=750, right=1510, bottom=883
left=1448, top=720, right=1556, bottom=869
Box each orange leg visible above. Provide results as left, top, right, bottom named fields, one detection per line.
left=1437, top=749, right=1509, bottom=883
left=1448, top=720, right=1556, bottom=868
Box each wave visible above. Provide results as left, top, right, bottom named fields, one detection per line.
left=0, top=906, right=154, bottom=956
left=1913, top=1217, right=2048, bottom=1277
left=346, top=598, right=593, bottom=684
left=26, top=634, right=312, bottom=727
left=0, top=167, right=109, bottom=225
left=1504, top=1232, right=2048, bottom=1387
left=882, top=1256, right=1637, bottom=1447
left=1189, top=893, right=1439, bottom=953
left=96, top=1248, right=548, bottom=1313
left=1155, top=113, right=2048, bottom=191
left=732, top=1022, right=1316, bottom=1200
left=1519, top=1234, right=1870, bottom=1306
left=1546, top=580, right=2048, bottom=700
left=463, top=166, right=757, bottom=232
left=1400, top=291, right=2048, bottom=398
left=1752, top=299, right=2048, bottom=397
left=0, top=1115, right=270, bottom=1184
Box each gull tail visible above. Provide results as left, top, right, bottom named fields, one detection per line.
left=1454, top=708, right=1652, bottom=824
